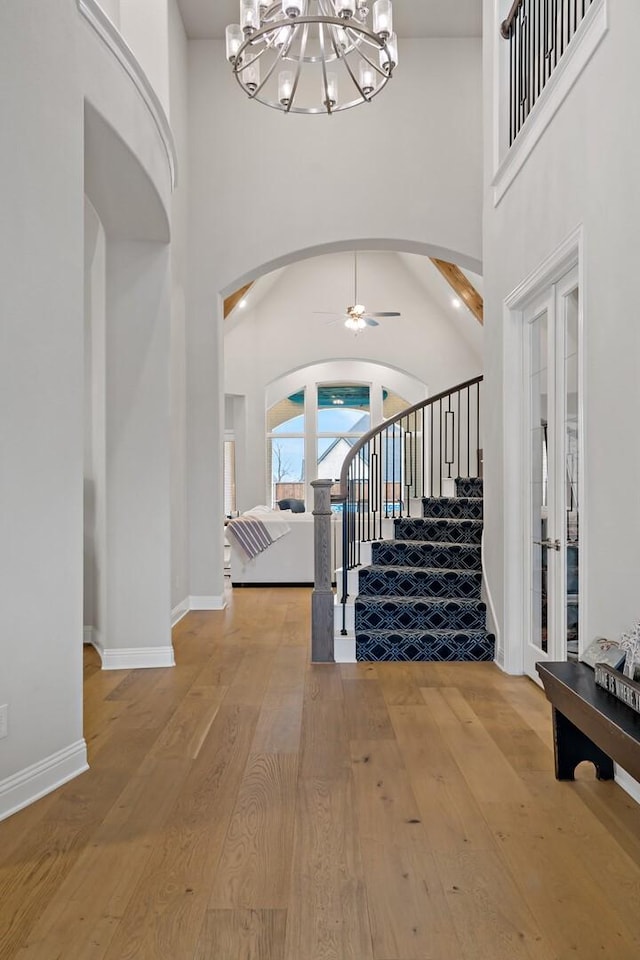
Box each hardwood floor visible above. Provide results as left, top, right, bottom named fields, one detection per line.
left=1, top=586, right=640, bottom=959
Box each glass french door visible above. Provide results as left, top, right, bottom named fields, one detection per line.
left=524, top=267, right=580, bottom=680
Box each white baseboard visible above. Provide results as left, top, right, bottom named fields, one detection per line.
left=171, top=598, right=190, bottom=626
left=189, top=595, right=226, bottom=611
left=99, top=646, right=175, bottom=670
left=84, top=626, right=105, bottom=662
left=0, top=740, right=89, bottom=823
left=615, top=766, right=640, bottom=806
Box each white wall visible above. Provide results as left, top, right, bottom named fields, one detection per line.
left=84, top=201, right=108, bottom=641
left=169, top=0, right=190, bottom=611
left=119, top=0, right=171, bottom=117
left=0, top=0, right=87, bottom=812
left=96, top=0, right=120, bottom=28
left=483, top=0, right=640, bottom=665
left=188, top=37, right=484, bottom=602
left=105, top=242, right=173, bottom=662
left=225, top=251, right=482, bottom=509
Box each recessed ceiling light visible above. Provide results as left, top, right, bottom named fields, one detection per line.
left=238, top=299, right=247, bottom=309
left=451, top=297, right=461, bottom=309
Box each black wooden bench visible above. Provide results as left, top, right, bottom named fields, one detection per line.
left=536, top=661, right=640, bottom=782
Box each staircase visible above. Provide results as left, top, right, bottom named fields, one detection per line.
left=353, top=477, right=495, bottom=661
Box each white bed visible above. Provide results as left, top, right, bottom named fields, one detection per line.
left=229, top=510, right=339, bottom=587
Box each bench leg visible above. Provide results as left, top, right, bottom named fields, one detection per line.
left=552, top=707, right=615, bottom=781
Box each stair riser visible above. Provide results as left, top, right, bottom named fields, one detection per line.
left=358, top=568, right=482, bottom=599
left=455, top=478, right=483, bottom=498
left=422, top=497, right=483, bottom=520
left=394, top=518, right=482, bottom=544
left=372, top=541, right=481, bottom=570
left=355, top=601, right=487, bottom=632
left=356, top=632, right=495, bottom=662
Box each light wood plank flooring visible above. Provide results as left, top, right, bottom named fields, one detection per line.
left=1, top=586, right=640, bottom=959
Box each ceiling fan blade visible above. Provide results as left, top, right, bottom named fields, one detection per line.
left=363, top=316, right=380, bottom=327
left=368, top=311, right=401, bottom=317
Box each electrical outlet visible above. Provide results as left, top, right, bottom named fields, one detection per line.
left=0, top=704, right=8, bottom=740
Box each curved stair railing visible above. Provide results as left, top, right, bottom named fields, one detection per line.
left=333, top=375, right=483, bottom=635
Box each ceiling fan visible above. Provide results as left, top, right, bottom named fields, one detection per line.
left=315, top=252, right=402, bottom=330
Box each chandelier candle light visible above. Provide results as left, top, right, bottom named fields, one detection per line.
left=225, top=1, right=398, bottom=114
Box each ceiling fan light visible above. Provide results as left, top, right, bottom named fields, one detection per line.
left=373, top=0, right=392, bottom=39
left=226, top=23, right=244, bottom=62
left=353, top=303, right=366, bottom=315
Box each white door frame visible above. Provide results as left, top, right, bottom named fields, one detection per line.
left=501, top=227, right=586, bottom=676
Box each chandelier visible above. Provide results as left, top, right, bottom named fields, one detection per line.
left=225, top=1, right=398, bottom=115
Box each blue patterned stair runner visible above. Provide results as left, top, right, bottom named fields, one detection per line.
left=355, top=477, right=494, bottom=662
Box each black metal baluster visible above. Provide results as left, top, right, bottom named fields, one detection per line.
left=378, top=432, right=383, bottom=533
left=421, top=407, right=426, bottom=501
left=456, top=390, right=461, bottom=483
left=429, top=406, right=434, bottom=497
left=468, top=387, right=472, bottom=477
left=510, top=20, right=514, bottom=144
left=476, top=382, right=481, bottom=477
left=527, top=0, right=533, bottom=122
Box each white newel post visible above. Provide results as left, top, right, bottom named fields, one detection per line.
left=311, top=479, right=335, bottom=662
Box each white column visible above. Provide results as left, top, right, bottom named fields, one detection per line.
left=103, top=241, right=174, bottom=668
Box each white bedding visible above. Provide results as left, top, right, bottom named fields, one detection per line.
left=229, top=510, right=339, bottom=586
left=226, top=506, right=291, bottom=560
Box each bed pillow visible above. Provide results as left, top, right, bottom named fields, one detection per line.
left=278, top=498, right=305, bottom=513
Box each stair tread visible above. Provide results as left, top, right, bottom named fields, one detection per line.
left=422, top=496, right=483, bottom=502
left=358, top=629, right=494, bottom=638
left=356, top=596, right=485, bottom=608
left=381, top=538, right=481, bottom=546
left=361, top=564, right=482, bottom=574
left=399, top=517, right=483, bottom=523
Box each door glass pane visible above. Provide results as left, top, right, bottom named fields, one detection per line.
left=564, top=287, right=580, bottom=660
left=530, top=311, right=549, bottom=654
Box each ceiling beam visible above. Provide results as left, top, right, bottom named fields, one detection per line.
left=430, top=259, right=483, bottom=325
left=223, top=282, right=253, bottom=319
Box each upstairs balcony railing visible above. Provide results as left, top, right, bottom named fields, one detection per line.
left=501, top=0, right=596, bottom=145
left=332, top=375, right=483, bottom=635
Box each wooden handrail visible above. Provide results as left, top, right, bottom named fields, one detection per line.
left=501, top=0, right=524, bottom=39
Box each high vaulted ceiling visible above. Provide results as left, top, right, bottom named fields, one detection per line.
left=177, top=1, right=483, bottom=39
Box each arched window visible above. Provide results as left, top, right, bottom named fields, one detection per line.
left=266, top=379, right=412, bottom=508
